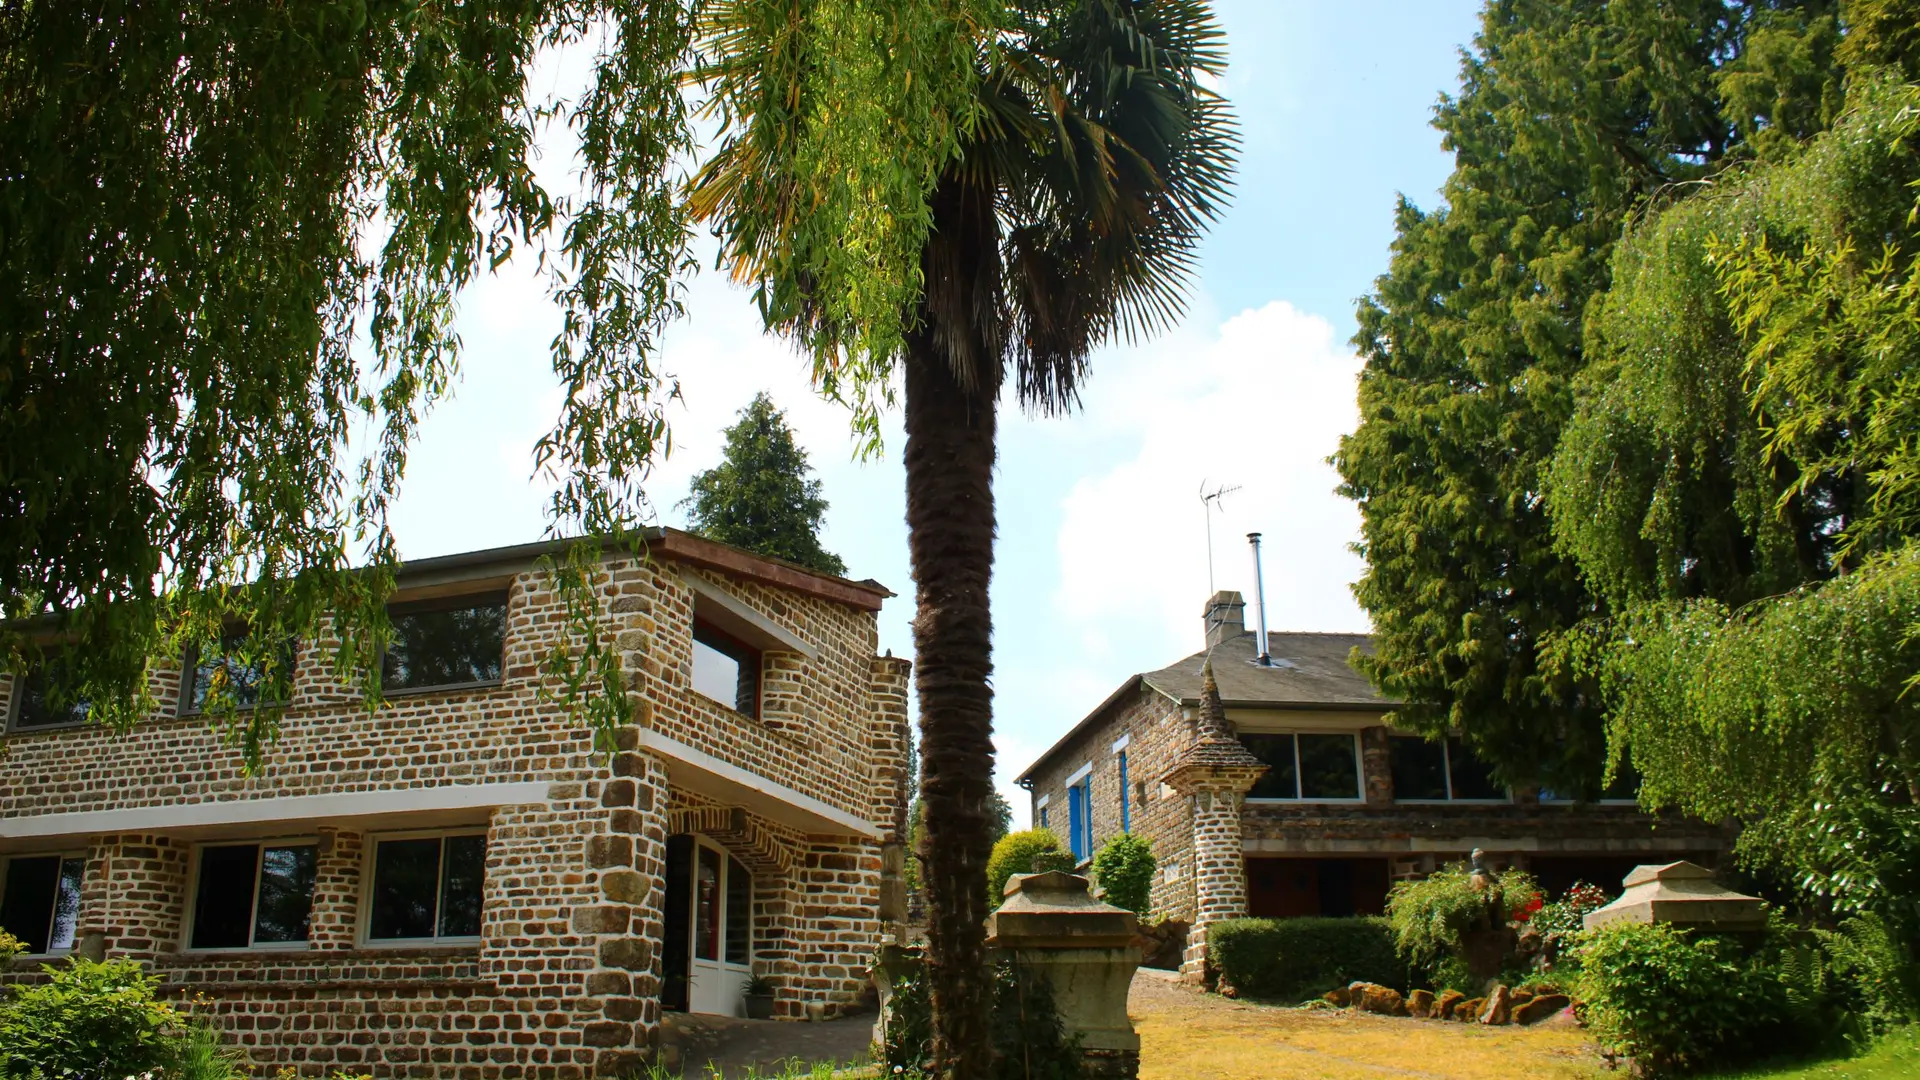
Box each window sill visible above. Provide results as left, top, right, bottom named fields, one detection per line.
left=379, top=679, right=506, bottom=699
left=359, top=938, right=483, bottom=950
left=1392, top=798, right=1514, bottom=805
left=3, top=721, right=93, bottom=736
left=691, top=689, right=761, bottom=722
left=1244, top=797, right=1368, bottom=805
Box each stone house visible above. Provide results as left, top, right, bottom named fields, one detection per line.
left=0, top=530, right=912, bottom=1077
left=1016, top=590, right=1726, bottom=978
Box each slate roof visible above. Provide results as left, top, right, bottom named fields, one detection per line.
left=1016, top=630, right=1390, bottom=785
left=1141, top=631, right=1387, bottom=709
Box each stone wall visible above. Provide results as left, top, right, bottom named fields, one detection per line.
left=1, top=543, right=905, bottom=1077
left=1021, top=684, right=1197, bottom=921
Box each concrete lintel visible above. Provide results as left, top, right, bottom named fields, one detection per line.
left=0, top=781, right=549, bottom=849
left=681, top=572, right=818, bottom=661
left=640, top=729, right=879, bottom=839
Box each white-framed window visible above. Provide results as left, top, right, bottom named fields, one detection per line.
left=0, top=852, right=85, bottom=954
left=1240, top=732, right=1363, bottom=801
left=1388, top=735, right=1507, bottom=802
left=186, top=840, right=318, bottom=951
left=362, top=830, right=487, bottom=945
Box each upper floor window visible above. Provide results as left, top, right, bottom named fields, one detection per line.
left=0, top=853, right=84, bottom=954
left=382, top=594, right=507, bottom=693
left=1242, top=733, right=1361, bottom=800
left=181, top=631, right=296, bottom=714
left=1389, top=735, right=1506, bottom=802
left=691, top=618, right=761, bottom=718
left=6, top=653, right=90, bottom=732
left=1541, top=757, right=1642, bottom=804
left=188, top=841, right=317, bottom=950
left=366, top=831, right=486, bottom=943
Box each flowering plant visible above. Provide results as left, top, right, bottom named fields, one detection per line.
left=1533, top=882, right=1611, bottom=938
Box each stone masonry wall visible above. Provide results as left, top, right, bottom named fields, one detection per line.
left=1, top=546, right=903, bottom=1078
left=1023, top=685, right=1196, bottom=921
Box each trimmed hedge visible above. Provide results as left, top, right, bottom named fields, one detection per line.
left=1209, top=916, right=1408, bottom=1001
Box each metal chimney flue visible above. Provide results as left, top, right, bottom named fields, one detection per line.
left=1247, top=532, right=1271, bottom=666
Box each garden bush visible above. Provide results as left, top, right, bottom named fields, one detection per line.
left=0, top=958, right=192, bottom=1079
left=987, top=828, right=1062, bottom=907
left=1089, top=833, right=1155, bottom=914
left=1207, top=916, right=1407, bottom=1001
left=1384, top=861, right=1539, bottom=973
left=1573, top=921, right=1797, bottom=1077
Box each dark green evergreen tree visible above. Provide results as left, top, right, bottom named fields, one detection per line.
left=1333, top=0, right=1843, bottom=794
left=680, top=393, right=847, bottom=576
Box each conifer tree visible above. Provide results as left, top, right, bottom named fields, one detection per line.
left=1334, top=0, right=1843, bottom=794
left=681, top=393, right=847, bottom=576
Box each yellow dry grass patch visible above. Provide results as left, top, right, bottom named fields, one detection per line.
left=1130, top=973, right=1605, bottom=1080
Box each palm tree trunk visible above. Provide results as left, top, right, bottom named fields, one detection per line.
left=905, top=325, right=999, bottom=1080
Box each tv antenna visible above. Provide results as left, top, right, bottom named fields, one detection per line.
left=1199, top=481, right=1241, bottom=596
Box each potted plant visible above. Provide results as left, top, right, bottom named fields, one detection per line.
left=744, top=974, right=775, bottom=1020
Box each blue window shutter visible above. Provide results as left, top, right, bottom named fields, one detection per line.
left=1118, top=751, right=1130, bottom=833
left=1067, top=784, right=1087, bottom=860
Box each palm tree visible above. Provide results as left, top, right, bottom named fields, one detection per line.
left=690, top=2, right=1234, bottom=1075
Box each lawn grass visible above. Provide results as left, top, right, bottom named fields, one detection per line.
left=1702, top=1029, right=1920, bottom=1080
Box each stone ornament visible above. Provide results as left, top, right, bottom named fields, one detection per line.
left=1582, top=860, right=1766, bottom=932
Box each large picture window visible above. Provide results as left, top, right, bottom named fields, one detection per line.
left=1242, top=733, right=1361, bottom=800
left=6, top=653, right=90, bottom=732
left=381, top=595, right=507, bottom=693
left=181, top=631, right=296, bottom=714
left=188, top=842, right=317, bottom=950
left=0, top=854, right=84, bottom=954
left=691, top=618, right=761, bottom=718
left=1389, top=735, right=1506, bottom=802
left=366, top=832, right=486, bottom=942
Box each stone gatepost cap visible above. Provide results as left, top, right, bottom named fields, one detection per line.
left=1584, top=860, right=1766, bottom=933
left=986, top=871, right=1138, bottom=948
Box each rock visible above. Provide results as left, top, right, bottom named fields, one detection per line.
left=1323, top=986, right=1351, bottom=1007
left=1456, top=997, right=1485, bottom=1021
left=1509, top=987, right=1534, bottom=1006
left=1432, top=990, right=1464, bottom=1021
left=1479, top=984, right=1512, bottom=1025
left=1347, top=982, right=1408, bottom=1017
left=1512, top=993, right=1572, bottom=1026
left=1407, top=989, right=1435, bottom=1018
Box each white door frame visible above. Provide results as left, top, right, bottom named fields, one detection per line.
left=685, top=835, right=753, bottom=1016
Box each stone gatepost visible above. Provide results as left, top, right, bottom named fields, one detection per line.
left=987, top=871, right=1143, bottom=1080
left=1159, top=660, right=1268, bottom=983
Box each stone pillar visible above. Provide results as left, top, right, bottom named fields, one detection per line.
left=585, top=740, right=672, bottom=1074
left=1157, top=660, right=1268, bottom=984
left=1180, top=787, right=1251, bottom=981
left=82, top=833, right=189, bottom=961
left=308, top=827, right=364, bottom=950
left=987, top=871, right=1143, bottom=1079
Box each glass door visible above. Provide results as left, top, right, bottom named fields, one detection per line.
left=685, top=838, right=754, bottom=1016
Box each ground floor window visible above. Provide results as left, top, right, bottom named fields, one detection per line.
left=366, top=831, right=486, bottom=943
left=1245, top=856, right=1390, bottom=918
left=189, top=842, right=318, bottom=950
left=0, top=853, right=84, bottom=954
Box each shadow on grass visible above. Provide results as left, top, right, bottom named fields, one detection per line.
left=1695, top=1028, right=1919, bottom=1080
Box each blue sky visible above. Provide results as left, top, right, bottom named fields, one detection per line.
left=384, top=1, right=1486, bottom=826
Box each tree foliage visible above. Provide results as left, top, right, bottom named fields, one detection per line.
left=1539, top=0, right=1920, bottom=931
left=1, top=0, right=696, bottom=756
left=1335, top=0, right=1849, bottom=794
left=680, top=392, right=847, bottom=575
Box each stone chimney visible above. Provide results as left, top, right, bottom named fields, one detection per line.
left=1203, top=591, right=1245, bottom=649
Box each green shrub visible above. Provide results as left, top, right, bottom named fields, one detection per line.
left=1207, top=917, right=1407, bottom=1001
left=1573, top=921, right=1793, bottom=1076
left=1029, top=849, right=1077, bottom=875
left=0, top=958, right=188, bottom=1079
left=1815, top=912, right=1919, bottom=1028
left=987, top=828, right=1062, bottom=907
left=0, top=929, right=23, bottom=964
left=1384, top=861, right=1539, bottom=971
left=878, top=947, right=1081, bottom=1079
left=1090, top=833, right=1155, bottom=915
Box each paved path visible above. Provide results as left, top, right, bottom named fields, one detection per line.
left=661, top=1010, right=876, bottom=1078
